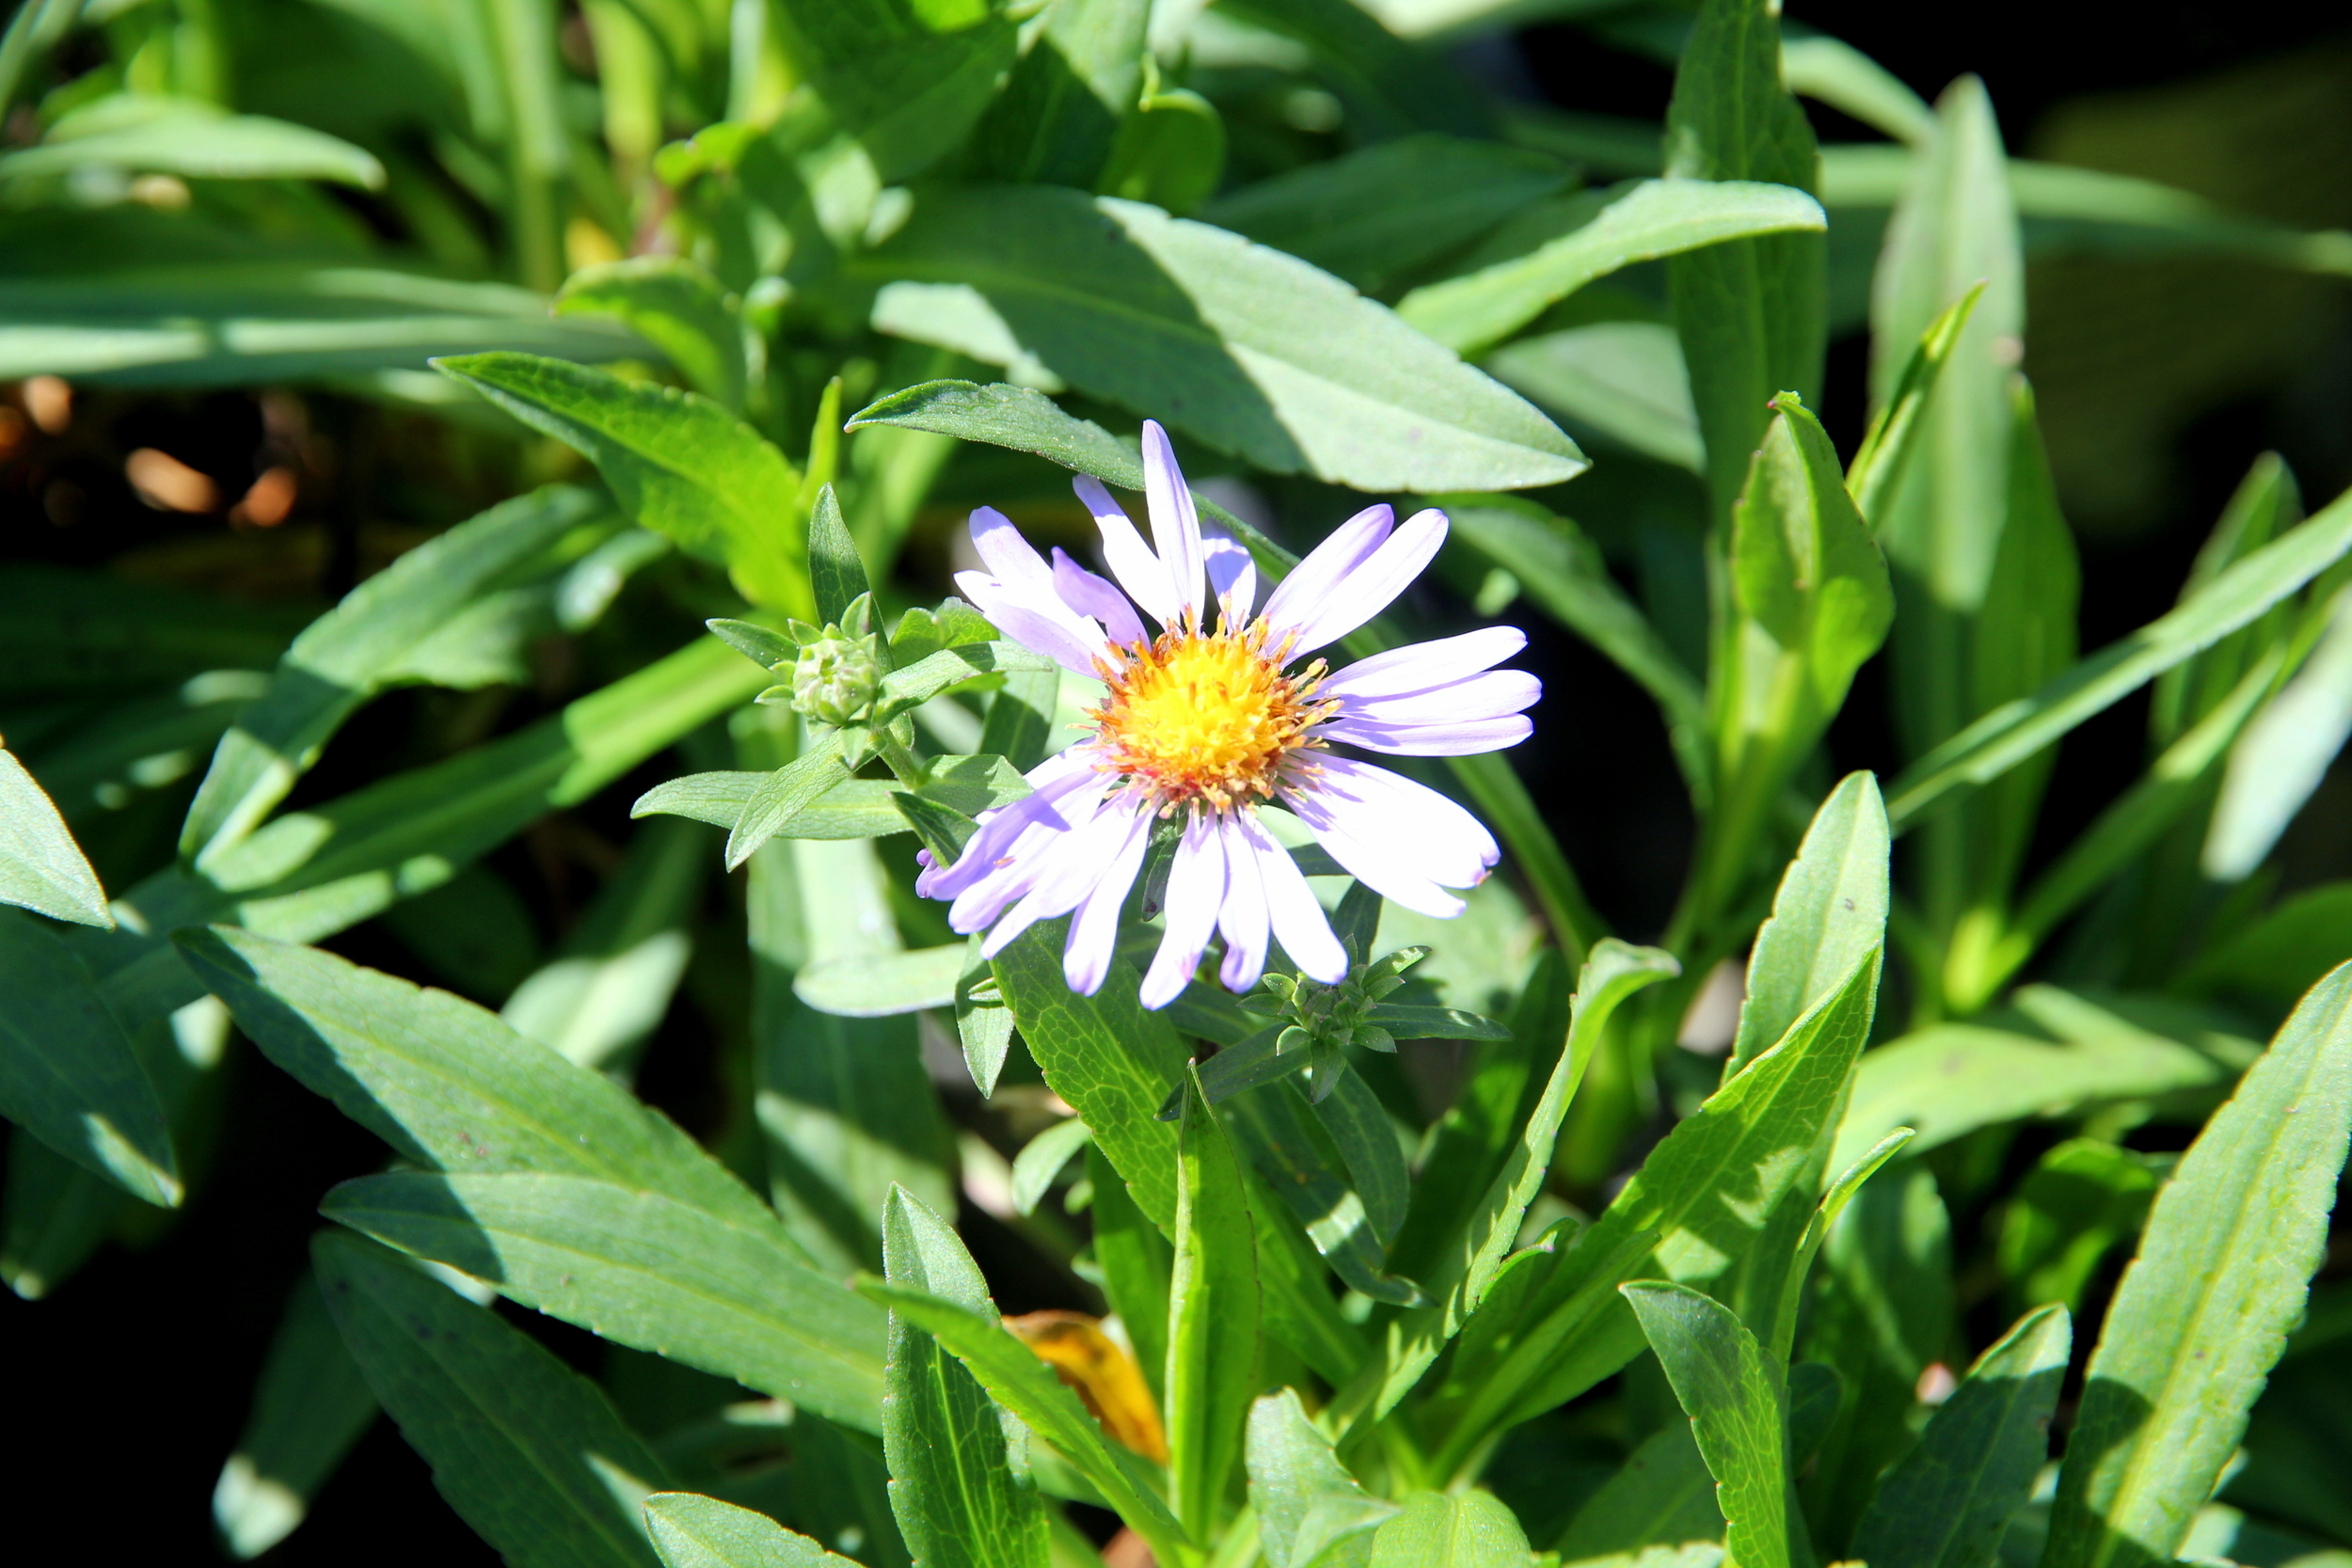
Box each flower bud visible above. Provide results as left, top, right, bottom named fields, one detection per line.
left=791, top=627, right=883, bottom=725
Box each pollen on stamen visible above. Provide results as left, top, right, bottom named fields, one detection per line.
left=1088, top=617, right=1332, bottom=816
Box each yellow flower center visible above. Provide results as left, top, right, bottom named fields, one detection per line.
left=1090, top=621, right=1329, bottom=815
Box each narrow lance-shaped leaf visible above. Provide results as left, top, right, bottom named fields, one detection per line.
left=642, top=1493, right=859, bottom=1568
left=728, top=735, right=851, bottom=871
left=555, top=259, right=748, bottom=411
left=1340, top=939, right=1678, bottom=1433
left=0, top=907, right=177, bottom=1206
left=1850, top=1304, right=2070, bottom=1568
left=1622, top=1282, right=1793, bottom=1568
left=182, top=483, right=614, bottom=864
left=1166, top=1070, right=1263, bottom=1537
left=1553, top=1421, right=1724, bottom=1561
left=879, top=1188, right=1049, bottom=1568
left=856, top=187, right=1584, bottom=492
left=1846, top=282, right=1985, bottom=525
left=435, top=353, right=810, bottom=615
left=0, top=750, right=111, bottom=927
left=807, top=483, right=869, bottom=630
left=1247, top=1389, right=1397, bottom=1568
left=1886, top=481, right=2352, bottom=828
left=1397, top=177, right=1826, bottom=357
left=312, top=1230, right=670, bottom=1568
left=2042, top=962, right=2352, bottom=1568
left=1729, top=772, right=1891, bottom=1075
left=1665, top=0, right=1826, bottom=530
left=852, top=1275, right=1190, bottom=1565
left=213, top=1270, right=380, bottom=1560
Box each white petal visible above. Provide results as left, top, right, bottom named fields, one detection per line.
left=1260, top=504, right=1392, bottom=644
left=924, top=751, right=1099, bottom=900
left=979, top=794, right=1138, bottom=954
left=955, top=572, right=1109, bottom=677
left=969, top=506, right=1056, bottom=592
left=1064, top=810, right=1154, bottom=994
left=1324, top=714, right=1534, bottom=755
left=1341, top=670, right=1541, bottom=726
left=1321, top=626, right=1528, bottom=701
left=1141, top=420, right=1204, bottom=621
left=1201, top=524, right=1258, bottom=632
left=1076, top=474, right=1181, bottom=630
left=1216, top=815, right=1271, bottom=990
left=1303, top=756, right=1499, bottom=883
left=1052, top=547, right=1147, bottom=648
left=1282, top=508, right=1449, bottom=656
left=1286, top=789, right=1465, bottom=918
left=1238, top=812, right=1348, bottom=983
left=1140, top=815, right=1229, bottom=1009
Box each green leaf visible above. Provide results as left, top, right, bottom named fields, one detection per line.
left=1201, top=134, right=1572, bottom=295
left=1399, top=178, right=1824, bottom=356
left=1312, top=1069, right=1409, bottom=1241
left=1224, top=1081, right=1419, bottom=1305
left=1436, top=948, right=1878, bottom=1456
left=1868, top=81, right=2023, bottom=771
left=212, top=1270, right=380, bottom=1560
left=805, top=484, right=868, bottom=630
left=978, top=665, right=1059, bottom=773
left=1087, top=1141, right=1172, bottom=1402
left=1778, top=31, right=1935, bottom=144
left=1664, top=0, right=1825, bottom=529
left=879, top=1188, right=1049, bottom=1568
left=2153, top=454, right=2302, bottom=748
left=557, top=259, right=749, bottom=410
left=1097, top=87, right=1226, bottom=216
left=1386, top=951, right=1571, bottom=1289
left=1883, top=491, right=2352, bottom=829
left=13, top=669, right=267, bottom=827
left=1844, top=283, right=1984, bottom=527
left=1729, top=774, right=1891, bottom=1075
left=1366, top=1490, right=1534, bottom=1568
left=312, top=1229, right=669, bottom=1568
left=1222, top=0, right=1491, bottom=141
left=1850, top=1304, right=2069, bottom=1568
left=1484, top=321, right=1703, bottom=474
left=0, top=907, right=177, bottom=1206
left=1694, top=404, right=1892, bottom=927
left=643, top=1493, right=859, bottom=1568
left=857, top=186, right=1583, bottom=491
left=1010, top=1117, right=1093, bottom=1217
left=1996, top=1141, right=2164, bottom=1316
left=770, top=0, right=1020, bottom=182
left=973, top=0, right=1146, bottom=189
left=0, top=750, right=111, bottom=927
left=956, top=934, right=1018, bottom=1097
left=0, top=94, right=386, bottom=186
left=634, top=753, right=1028, bottom=840
left=0, top=265, right=640, bottom=386
left=503, top=816, right=706, bottom=1073
left=2204, top=585, right=2352, bottom=879
left=852, top=1275, right=1190, bottom=1563
left=876, top=642, right=1056, bottom=718
left=1343, top=940, right=1677, bottom=1435
left=1832, top=986, right=2257, bottom=1171
left=1, top=1136, right=119, bottom=1299
left=322, top=1170, right=888, bottom=1432
left=749, top=827, right=953, bottom=1277
left=435, top=352, right=809, bottom=615
left=181, top=484, right=615, bottom=865
left=1552, top=1420, right=1724, bottom=1561
left=175, top=925, right=774, bottom=1227
left=2042, top=963, right=2352, bottom=1568
left=1167, top=1070, right=1262, bottom=1536
left=794, top=942, right=965, bottom=1017
left=708, top=619, right=801, bottom=673
left=1247, top=1388, right=1395, bottom=1568
left=728, top=736, right=851, bottom=871
left=2183, top=881, right=2352, bottom=1013
left=1621, top=1282, right=1791, bottom=1568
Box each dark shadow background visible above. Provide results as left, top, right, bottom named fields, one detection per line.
left=6, top=8, right=2351, bottom=1566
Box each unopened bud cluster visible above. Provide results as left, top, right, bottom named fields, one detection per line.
left=791, top=626, right=883, bottom=725
left=1242, top=945, right=1428, bottom=1099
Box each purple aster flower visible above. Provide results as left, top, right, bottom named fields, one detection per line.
left=917, top=420, right=1538, bottom=1008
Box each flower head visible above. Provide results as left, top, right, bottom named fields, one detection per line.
left=918, top=420, right=1538, bottom=1008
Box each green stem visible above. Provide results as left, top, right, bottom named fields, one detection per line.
left=488, top=0, right=567, bottom=292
